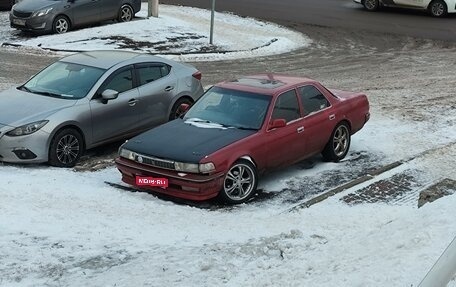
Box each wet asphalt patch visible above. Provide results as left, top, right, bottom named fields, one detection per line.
left=273, top=151, right=386, bottom=205
left=340, top=169, right=427, bottom=206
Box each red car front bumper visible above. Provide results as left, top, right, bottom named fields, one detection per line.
left=115, top=157, right=225, bottom=201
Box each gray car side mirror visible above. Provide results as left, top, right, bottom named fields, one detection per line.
left=101, top=89, right=119, bottom=101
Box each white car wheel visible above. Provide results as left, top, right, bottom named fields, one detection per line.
left=363, top=0, right=379, bottom=11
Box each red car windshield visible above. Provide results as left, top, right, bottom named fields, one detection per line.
left=184, top=87, right=271, bottom=130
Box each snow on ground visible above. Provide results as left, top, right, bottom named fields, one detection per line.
left=0, top=4, right=311, bottom=61
left=1, top=108, right=455, bottom=286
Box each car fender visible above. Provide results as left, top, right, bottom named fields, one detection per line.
left=240, top=155, right=256, bottom=167
left=45, top=121, right=87, bottom=152
left=208, top=139, right=266, bottom=175
left=441, top=0, right=456, bottom=12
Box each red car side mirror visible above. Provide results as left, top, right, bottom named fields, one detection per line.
left=269, top=119, right=286, bottom=129
left=177, top=103, right=190, bottom=116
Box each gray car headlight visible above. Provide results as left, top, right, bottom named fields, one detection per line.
left=32, top=8, right=53, bottom=17
left=6, top=120, right=48, bottom=137
left=119, top=148, right=136, bottom=161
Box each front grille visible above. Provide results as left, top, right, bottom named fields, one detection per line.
left=13, top=10, right=32, bottom=18
left=135, top=154, right=175, bottom=170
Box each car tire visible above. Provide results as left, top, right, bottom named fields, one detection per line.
left=49, top=128, right=84, bottom=168
left=52, top=15, right=70, bottom=34
left=219, top=160, right=258, bottom=204
left=169, top=97, right=193, bottom=120
left=322, top=122, right=351, bottom=162
left=429, top=0, right=447, bottom=17
left=118, top=4, right=134, bottom=22
left=362, top=0, right=379, bottom=11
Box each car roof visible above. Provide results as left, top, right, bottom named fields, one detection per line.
left=216, top=74, right=318, bottom=96
left=60, top=50, right=173, bottom=70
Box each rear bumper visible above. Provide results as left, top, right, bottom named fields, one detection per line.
left=447, top=0, right=456, bottom=13
left=115, top=157, right=225, bottom=201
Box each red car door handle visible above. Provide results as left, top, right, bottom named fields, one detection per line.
left=128, top=99, right=138, bottom=106
left=329, top=114, right=336, bottom=120
left=297, top=126, right=304, bottom=133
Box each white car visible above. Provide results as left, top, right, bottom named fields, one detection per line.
left=354, top=0, right=456, bottom=17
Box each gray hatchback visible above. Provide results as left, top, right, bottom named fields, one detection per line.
left=10, top=0, right=141, bottom=34
left=0, top=50, right=204, bottom=167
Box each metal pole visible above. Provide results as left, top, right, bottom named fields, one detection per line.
left=148, top=0, right=159, bottom=18
left=152, top=0, right=159, bottom=18
left=419, top=236, right=456, bottom=287
left=210, top=0, right=215, bottom=45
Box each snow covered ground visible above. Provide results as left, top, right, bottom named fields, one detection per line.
left=1, top=115, right=455, bottom=286
left=1, top=3, right=456, bottom=287
left=0, top=4, right=311, bottom=61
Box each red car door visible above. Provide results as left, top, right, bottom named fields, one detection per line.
left=297, top=85, right=334, bottom=156
left=265, top=89, right=306, bottom=169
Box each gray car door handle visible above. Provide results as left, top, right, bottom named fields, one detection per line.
left=128, top=99, right=138, bottom=106
left=165, top=86, right=174, bottom=92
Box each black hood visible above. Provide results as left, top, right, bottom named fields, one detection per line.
left=123, top=119, right=257, bottom=163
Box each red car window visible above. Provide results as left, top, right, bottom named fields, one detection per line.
left=272, top=90, right=300, bottom=123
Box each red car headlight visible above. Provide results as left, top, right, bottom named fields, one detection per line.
left=199, top=162, right=215, bottom=173
left=175, top=162, right=215, bottom=173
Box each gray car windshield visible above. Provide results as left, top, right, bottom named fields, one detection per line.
left=184, top=87, right=271, bottom=130
left=21, top=61, right=105, bottom=100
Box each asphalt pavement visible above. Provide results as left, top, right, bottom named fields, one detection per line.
left=162, top=0, right=456, bottom=42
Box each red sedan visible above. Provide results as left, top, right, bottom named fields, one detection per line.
left=115, top=74, right=370, bottom=204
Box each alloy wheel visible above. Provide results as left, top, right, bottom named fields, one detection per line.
left=54, top=18, right=69, bottom=34
left=223, top=163, right=256, bottom=202
left=364, top=0, right=378, bottom=10
left=56, top=134, right=80, bottom=165
left=431, top=2, right=445, bottom=16
left=120, top=6, right=133, bottom=22
left=333, top=125, right=349, bottom=157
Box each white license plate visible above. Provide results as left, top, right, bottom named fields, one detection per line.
left=12, top=19, right=26, bottom=26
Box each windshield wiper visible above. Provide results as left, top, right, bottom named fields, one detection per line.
left=233, top=126, right=258, bottom=131
left=32, top=91, right=62, bottom=98
left=19, top=85, right=32, bottom=93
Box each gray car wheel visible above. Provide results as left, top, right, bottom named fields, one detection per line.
left=53, top=15, right=70, bottom=34
left=322, top=122, right=351, bottom=162
left=363, top=0, right=379, bottom=11
left=49, top=128, right=84, bottom=168
left=429, top=0, right=447, bottom=17
left=118, top=5, right=134, bottom=22
left=219, top=160, right=258, bottom=204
